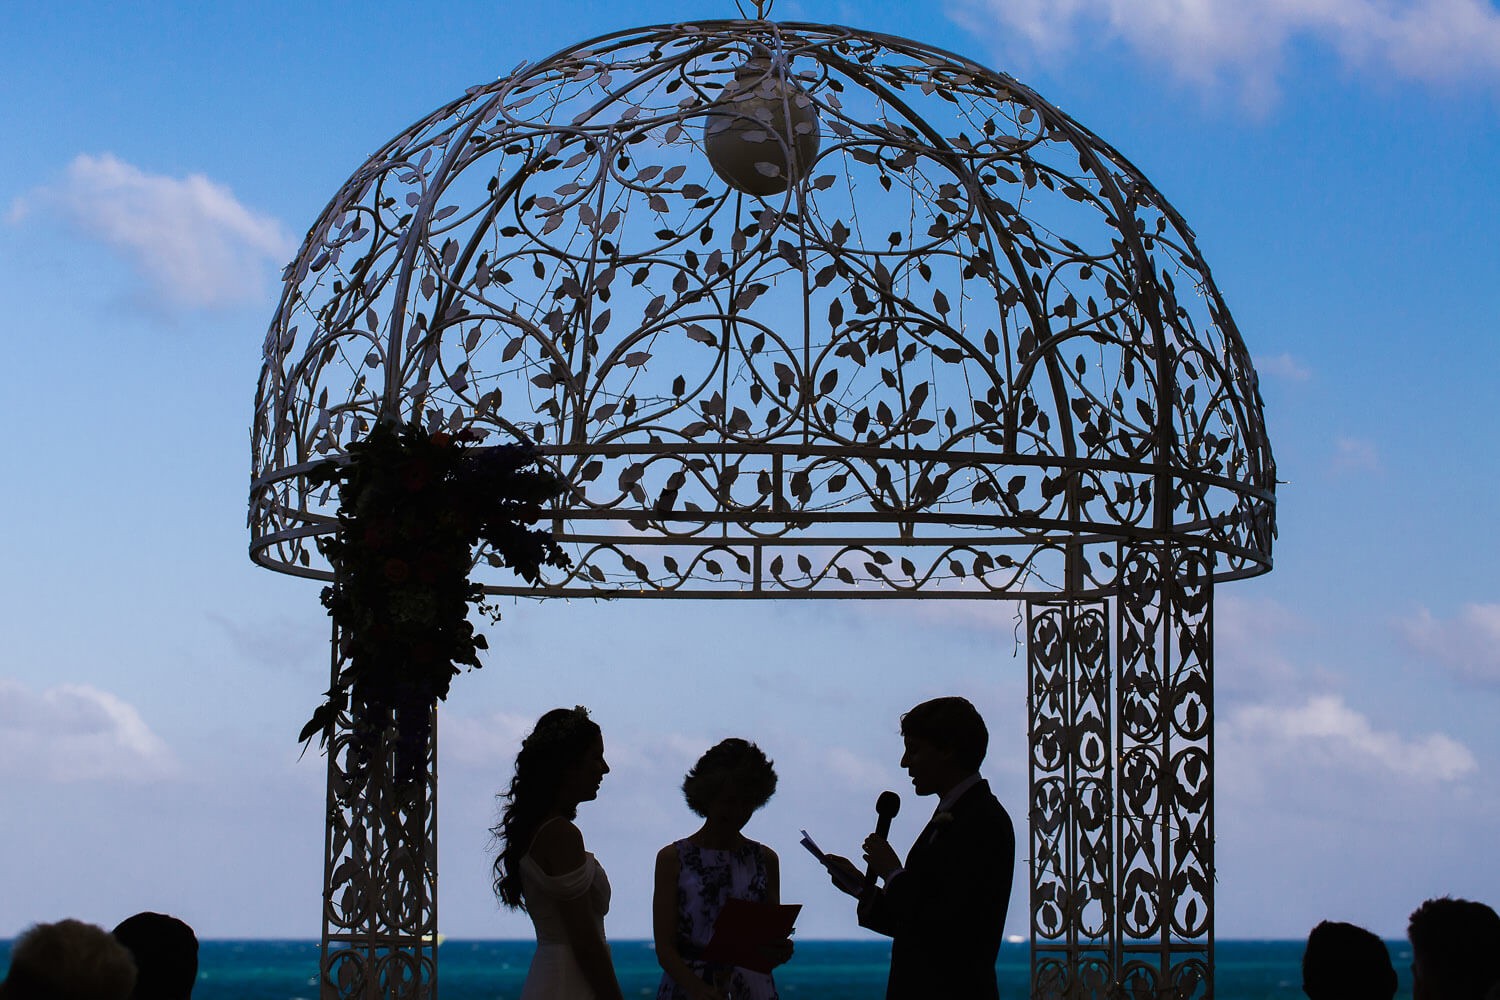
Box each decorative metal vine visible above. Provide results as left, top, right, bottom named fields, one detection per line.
left=251, top=20, right=1275, bottom=601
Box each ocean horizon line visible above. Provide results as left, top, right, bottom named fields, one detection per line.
left=9, top=935, right=1399, bottom=944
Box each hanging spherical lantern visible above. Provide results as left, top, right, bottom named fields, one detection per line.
left=704, top=55, right=820, bottom=195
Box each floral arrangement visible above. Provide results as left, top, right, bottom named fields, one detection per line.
left=301, top=419, right=571, bottom=767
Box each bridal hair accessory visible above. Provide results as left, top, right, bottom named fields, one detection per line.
left=525, top=706, right=594, bottom=750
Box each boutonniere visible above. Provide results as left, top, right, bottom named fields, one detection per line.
left=922, top=811, right=956, bottom=845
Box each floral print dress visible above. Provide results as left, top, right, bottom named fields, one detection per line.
left=655, top=838, right=778, bottom=1000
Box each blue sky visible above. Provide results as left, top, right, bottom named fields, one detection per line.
left=2, top=0, right=1498, bottom=945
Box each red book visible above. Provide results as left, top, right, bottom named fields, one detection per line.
left=700, top=898, right=801, bottom=974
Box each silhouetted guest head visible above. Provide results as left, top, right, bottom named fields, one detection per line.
left=900, top=697, right=989, bottom=773
left=491, top=706, right=606, bottom=910
left=1408, top=897, right=1500, bottom=1000
left=682, top=738, right=778, bottom=824
left=0, top=919, right=136, bottom=1000
left=111, top=913, right=197, bottom=1000
left=1302, top=920, right=1396, bottom=1000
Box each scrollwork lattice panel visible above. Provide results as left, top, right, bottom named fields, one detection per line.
left=1116, top=541, right=1212, bottom=1000
left=1028, top=599, right=1114, bottom=999
left=321, top=690, right=439, bottom=1000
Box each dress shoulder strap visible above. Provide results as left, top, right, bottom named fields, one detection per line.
left=752, top=839, right=769, bottom=877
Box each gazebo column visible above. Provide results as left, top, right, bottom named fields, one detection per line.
left=321, top=635, right=439, bottom=1000
left=1028, top=597, right=1116, bottom=998
left=1027, top=539, right=1214, bottom=1000
left=1115, top=540, right=1214, bottom=1000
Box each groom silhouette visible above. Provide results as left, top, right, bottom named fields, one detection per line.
left=825, top=697, right=1015, bottom=1000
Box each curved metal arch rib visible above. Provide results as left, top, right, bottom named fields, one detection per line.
left=250, top=19, right=1275, bottom=601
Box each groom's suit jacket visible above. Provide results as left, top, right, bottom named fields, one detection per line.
left=858, top=778, right=1016, bottom=1000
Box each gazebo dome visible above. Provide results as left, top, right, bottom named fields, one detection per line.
left=251, top=18, right=1275, bottom=599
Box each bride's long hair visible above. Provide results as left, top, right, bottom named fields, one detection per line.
left=492, top=706, right=602, bottom=910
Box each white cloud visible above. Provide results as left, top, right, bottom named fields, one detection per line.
left=824, top=745, right=898, bottom=790
left=439, top=706, right=711, bottom=779
left=1222, top=692, right=1476, bottom=782
left=207, top=611, right=327, bottom=676
left=1212, top=592, right=1311, bottom=696
left=847, top=597, right=1028, bottom=639
left=8, top=153, right=292, bottom=310
left=0, top=678, right=179, bottom=782
left=439, top=707, right=535, bottom=769
left=1397, top=603, right=1500, bottom=688
left=1258, top=352, right=1312, bottom=382
left=1331, top=434, right=1381, bottom=473
left=948, top=0, right=1500, bottom=103
left=1215, top=592, right=1305, bottom=644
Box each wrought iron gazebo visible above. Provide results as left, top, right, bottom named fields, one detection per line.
left=251, top=11, right=1275, bottom=999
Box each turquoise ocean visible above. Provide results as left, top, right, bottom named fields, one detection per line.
left=0, top=939, right=1415, bottom=999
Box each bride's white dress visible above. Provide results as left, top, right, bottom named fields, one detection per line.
left=518, top=848, right=613, bottom=999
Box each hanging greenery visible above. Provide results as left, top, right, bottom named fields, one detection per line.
left=301, top=420, right=570, bottom=763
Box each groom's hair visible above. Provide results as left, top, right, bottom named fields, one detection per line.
left=901, top=697, right=988, bottom=772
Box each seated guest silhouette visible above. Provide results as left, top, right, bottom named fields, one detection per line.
left=112, top=912, right=198, bottom=1000
left=1408, top=897, right=1500, bottom=1000
left=654, top=738, right=793, bottom=1000
left=1302, top=920, right=1396, bottom=1000
left=0, top=919, right=136, bottom=1000
left=824, top=697, right=1015, bottom=1000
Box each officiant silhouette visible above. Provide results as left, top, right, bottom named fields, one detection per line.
left=824, top=697, right=1015, bottom=1000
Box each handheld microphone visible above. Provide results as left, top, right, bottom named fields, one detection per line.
left=862, top=791, right=902, bottom=894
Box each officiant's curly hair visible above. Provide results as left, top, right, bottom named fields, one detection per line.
left=492, top=706, right=602, bottom=910
left=682, top=738, right=777, bottom=816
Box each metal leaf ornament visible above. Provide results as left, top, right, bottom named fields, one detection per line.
left=252, top=22, right=1273, bottom=602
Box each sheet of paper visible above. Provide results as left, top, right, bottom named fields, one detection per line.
left=799, top=829, right=830, bottom=862
left=800, top=829, right=864, bottom=895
